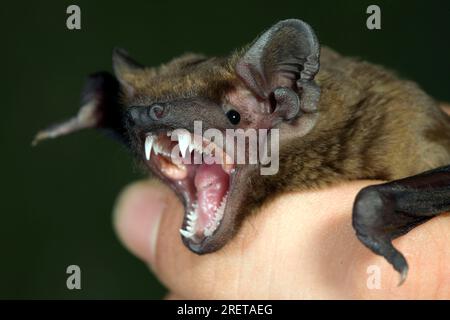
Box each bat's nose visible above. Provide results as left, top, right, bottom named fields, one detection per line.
left=127, top=103, right=169, bottom=126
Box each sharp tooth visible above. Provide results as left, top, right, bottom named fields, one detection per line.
left=204, top=228, right=213, bottom=237
left=187, top=212, right=197, bottom=221
left=189, top=143, right=195, bottom=153
left=144, top=135, right=154, bottom=160
left=179, top=228, right=193, bottom=238
left=178, top=132, right=191, bottom=158
left=186, top=225, right=193, bottom=232
left=153, top=142, right=160, bottom=155
left=203, top=193, right=228, bottom=238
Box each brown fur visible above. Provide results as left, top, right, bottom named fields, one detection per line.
left=245, top=47, right=450, bottom=216
left=120, top=54, right=236, bottom=105
left=119, top=46, right=450, bottom=224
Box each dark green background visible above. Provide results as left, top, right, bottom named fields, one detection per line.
left=1, top=1, right=449, bottom=299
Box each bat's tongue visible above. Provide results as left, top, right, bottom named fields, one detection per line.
left=194, top=163, right=229, bottom=230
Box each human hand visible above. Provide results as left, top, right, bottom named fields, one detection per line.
left=113, top=105, right=450, bottom=299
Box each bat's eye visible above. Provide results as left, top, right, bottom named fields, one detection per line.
left=226, top=109, right=240, bottom=125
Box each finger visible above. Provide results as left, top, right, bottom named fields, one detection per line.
left=113, top=180, right=172, bottom=264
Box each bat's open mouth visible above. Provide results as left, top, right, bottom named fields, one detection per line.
left=141, top=130, right=236, bottom=249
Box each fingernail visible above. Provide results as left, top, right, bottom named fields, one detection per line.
left=113, top=181, right=167, bottom=264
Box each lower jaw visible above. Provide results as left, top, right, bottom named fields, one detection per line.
left=143, top=132, right=237, bottom=247
left=149, top=155, right=234, bottom=246
left=179, top=164, right=232, bottom=245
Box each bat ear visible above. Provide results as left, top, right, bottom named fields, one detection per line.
left=236, top=19, right=320, bottom=115
left=112, top=47, right=144, bottom=94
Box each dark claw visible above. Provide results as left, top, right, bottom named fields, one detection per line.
left=355, top=233, right=408, bottom=286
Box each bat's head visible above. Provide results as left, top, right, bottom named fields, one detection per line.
left=116, top=19, right=321, bottom=253
left=34, top=19, right=321, bottom=254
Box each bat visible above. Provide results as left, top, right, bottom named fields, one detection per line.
left=33, top=19, right=450, bottom=285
